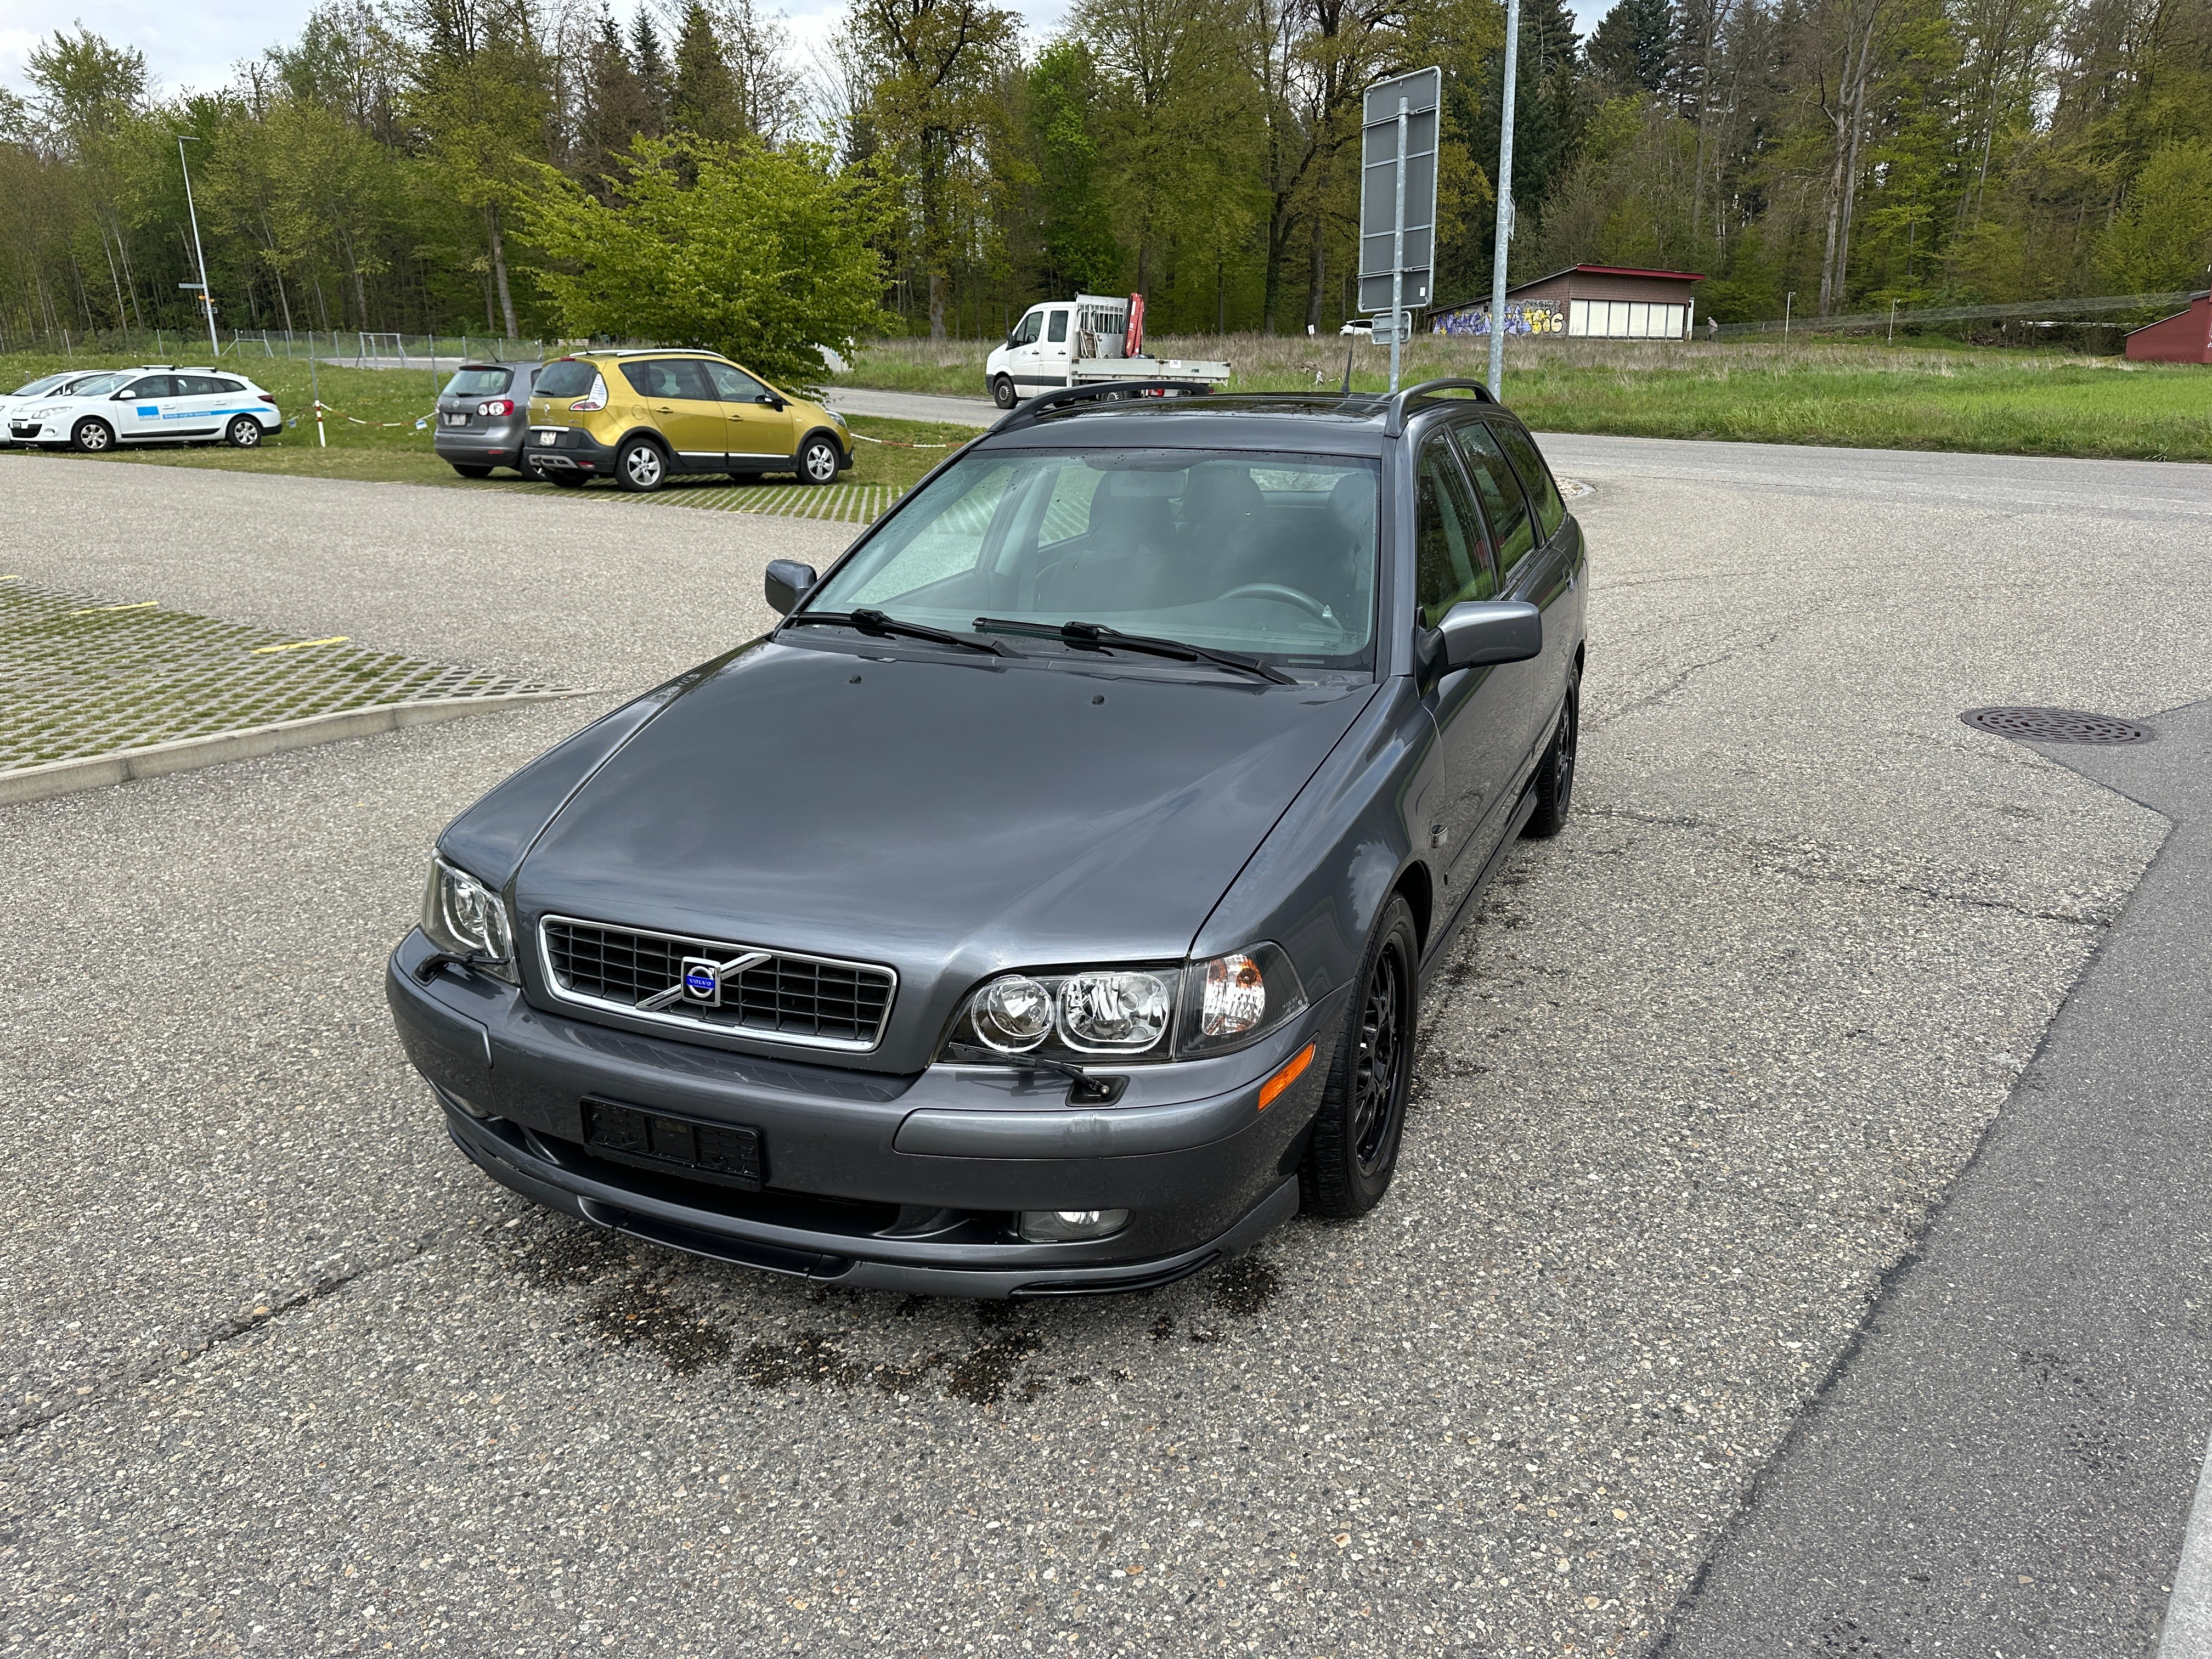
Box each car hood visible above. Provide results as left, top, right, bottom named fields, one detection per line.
left=510, top=639, right=1375, bottom=1065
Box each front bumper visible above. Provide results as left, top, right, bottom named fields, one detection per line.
left=385, top=930, right=1333, bottom=1296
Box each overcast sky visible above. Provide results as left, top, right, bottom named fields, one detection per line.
left=1, top=0, right=1600, bottom=107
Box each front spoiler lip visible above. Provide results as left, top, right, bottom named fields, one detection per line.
left=442, top=1094, right=1299, bottom=1298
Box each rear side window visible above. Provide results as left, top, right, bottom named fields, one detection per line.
left=177, top=376, right=231, bottom=395
left=1494, top=423, right=1567, bottom=540
left=1047, top=310, right=1070, bottom=344
left=534, top=360, right=599, bottom=399
left=1452, top=422, right=1536, bottom=576
left=122, top=376, right=176, bottom=399
left=209, top=377, right=246, bottom=394
left=444, top=366, right=513, bottom=398
left=1413, top=439, right=1496, bottom=629
left=621, top=358, right=716, bottom=400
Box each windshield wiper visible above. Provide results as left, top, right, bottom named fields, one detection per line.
left=972, top=617, right=1296, bottom=684
left=785, top=607, right=1015, bottom=656
left=941, top=1042, right=1125, bottom=1105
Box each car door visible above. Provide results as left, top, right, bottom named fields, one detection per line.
left=1410, top=429, right=1520, bottom=888
left=1449, top=417, right=1557, bottom=792
left=1042, top=307, right=1073, bottom=386
left=111, top=375, right=178, bottom=441
left=704, top=360, right=794, bottom=469
left=173, top=375, right=237, bottom=439
left=1006, top=307, right=1046, bottom=391
left=1491, top=419, right=1582, bottom=731
left=618, top=358, right=725, bottom=471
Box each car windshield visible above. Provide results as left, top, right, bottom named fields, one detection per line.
left=802, top=447, right=1380, bottom=673
left=63, top=374, right=126, bottom=397
left=11, top=373, right=69, bottom=397
left=444, top=366, right=513, bottom=397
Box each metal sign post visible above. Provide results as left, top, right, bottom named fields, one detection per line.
left=1487, top=4, right=1521, bottom=398
left=1358, top=67, right=1441, bottom=396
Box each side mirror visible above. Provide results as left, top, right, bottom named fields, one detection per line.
left=1435, top=599, right=1541, bottom=674
left=759, top=393, right=786, bottom=410
left=764, top=559, right=819, bottom=616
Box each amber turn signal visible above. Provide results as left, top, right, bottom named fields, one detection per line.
left=1257, top=1041, right=1317, bottom=1110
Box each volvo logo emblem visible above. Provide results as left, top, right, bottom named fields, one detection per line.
left=635, top=949, right=772, bottom=1013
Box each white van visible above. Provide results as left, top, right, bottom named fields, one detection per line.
left=985, top=294, right=1229, bottom=409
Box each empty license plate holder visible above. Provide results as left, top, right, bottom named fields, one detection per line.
left=581, top=1097, right=764, bottom=1190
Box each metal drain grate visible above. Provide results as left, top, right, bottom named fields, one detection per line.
left=1961, top=707, right=2154, bottom=745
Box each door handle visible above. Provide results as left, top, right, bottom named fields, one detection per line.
left=653, top=404, right=675, bottom=411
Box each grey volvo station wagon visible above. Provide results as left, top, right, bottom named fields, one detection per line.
left=385, top=379, right=1587, bottom=1296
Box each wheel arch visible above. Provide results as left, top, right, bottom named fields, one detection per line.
left=795, top=424, right=848, bottom=466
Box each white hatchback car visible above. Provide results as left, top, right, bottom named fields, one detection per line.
left=7, top=366, right=283, bottom=452
left=0, top=369, right=131, bottom=438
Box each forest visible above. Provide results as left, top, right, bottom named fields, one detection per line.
left=1, top=0, right=2207, bottom=355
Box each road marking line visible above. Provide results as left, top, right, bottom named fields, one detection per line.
left=69, top=600, right=156, bottom=614
left=2159, top=1432, right=2212, bottom=1656
left=252, top=636, right=350, bottom=654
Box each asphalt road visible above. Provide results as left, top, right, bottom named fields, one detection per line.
left=2, top=440, right=2209, bottom=1656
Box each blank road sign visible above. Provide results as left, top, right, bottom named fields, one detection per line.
left=1358, top=66, right=1442, bottom=315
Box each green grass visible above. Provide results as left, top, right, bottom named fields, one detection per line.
left=833, top=332, right=2212, bottom=462
left=0, top=348, right=970, bottom=494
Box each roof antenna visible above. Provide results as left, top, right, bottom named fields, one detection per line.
left=1342, top=334, right=1355, bottom=396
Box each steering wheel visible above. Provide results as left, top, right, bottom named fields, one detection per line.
left=1217, top=582, right=1334, bottom=623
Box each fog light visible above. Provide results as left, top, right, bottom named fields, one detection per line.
left=1019, top=1208, right=1131, bottom=1243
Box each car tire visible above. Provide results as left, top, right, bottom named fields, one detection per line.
left=450, top=463, right=493, bottom=478
left=616, top=438, right=668, bottom=493
left=991, top=375, right=1017, bottom=410
left=71, top=417, right=115, bottom=453
left=546, top=471, right=591, bottom=489
left=225, top=416, right=264, bottom=449
left=797, top=434, right=840, bottom=486
left=1521, top=671, right=1579, bottom=838
left=1300, top=893, right=1419, bottom=1218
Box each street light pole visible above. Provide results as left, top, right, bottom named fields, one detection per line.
left=177, top=135, right=218, bottom=359
left=1486, top=0, right=1522, bottom=397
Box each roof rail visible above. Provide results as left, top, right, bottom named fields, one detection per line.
left=990, top=380, right=1218, bottom=433
left=1384, top=377, right=1494, bottom=437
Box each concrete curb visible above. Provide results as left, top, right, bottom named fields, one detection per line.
left=0, top=690, right=592, bottom=808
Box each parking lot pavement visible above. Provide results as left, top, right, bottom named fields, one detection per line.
left=0, top=456, right=851, bottom=691
left=3, top=448, right=2210, bottom=1656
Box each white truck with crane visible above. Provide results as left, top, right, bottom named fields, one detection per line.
left=984, top=294, right=1231, bottom=409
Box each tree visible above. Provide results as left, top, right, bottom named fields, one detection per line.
left=528, top=134, right=889, bottom=382
left=2097, top=139, right=2212, bottom=290
left=1587, top=0, right=1677, bottom=93
left=670, top=0, right=744, bottom=140
left=1025, top=41, right=1122, bottom=292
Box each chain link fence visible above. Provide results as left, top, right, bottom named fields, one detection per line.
left=1710, top=289, right=2196, bottom=340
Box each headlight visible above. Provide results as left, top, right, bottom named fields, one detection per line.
left=941, top=943, right=1305, bottom=1066
left=1177, top=943, right=1306, bottom=1056
left=421, top=855, right=516, bottom=979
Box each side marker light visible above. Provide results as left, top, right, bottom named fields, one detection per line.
left=1258, top=1041, right=1317, bottom=1110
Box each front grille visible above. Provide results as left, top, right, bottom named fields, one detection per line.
left=540, top=917, right=894, bottom=1051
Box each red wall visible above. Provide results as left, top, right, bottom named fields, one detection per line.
left=2125, top=296, right=2212, bottom=364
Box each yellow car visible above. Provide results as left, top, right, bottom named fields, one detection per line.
left=520, top=349, right=851, bottom=492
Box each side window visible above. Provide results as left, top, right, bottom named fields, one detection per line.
left=123, top=376, right=174, bottom=399
left=619, top=358, right=713, bottom=400
left=705, top=362, right=770, bottom=402
left=1413, top=438, right=1497, bottom=630
left=1452, top=421, right=1537, bottom=577
left=1494, top=422, right=1567, bottom=541
left=209, top=377, right=247, bottom=395
left=1015, top=310, right=1043, bottom=346
left=1047, top=309, right=1070, bottom=344
left=180, top=376, right=229, bottom=396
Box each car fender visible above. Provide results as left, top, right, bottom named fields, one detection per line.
left=606, top=424, right=672, bottom=456
left=1188, top=674, right=1441, bottom=1012
left=793, top=424, right=849, bottom=467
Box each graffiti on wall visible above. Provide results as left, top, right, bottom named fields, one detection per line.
left=1432, top=301, right=1566, bottom=337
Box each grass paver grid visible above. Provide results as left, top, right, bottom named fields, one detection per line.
left=469, top=477, right=900, bottom=523
left=0, top=575, right=564, bottom=771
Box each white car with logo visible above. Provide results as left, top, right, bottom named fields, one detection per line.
left=7, top=366, right=283, bottom=452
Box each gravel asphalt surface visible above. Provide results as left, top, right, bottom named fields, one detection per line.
left=2, top=441, right=2208, bottom=1656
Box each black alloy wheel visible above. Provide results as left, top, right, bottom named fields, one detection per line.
left=451, top=462, right=492, bottom=478
left=1301, top=894, right=1419, bottom=1217
left=71, top=417, right=114, bottom=453
left=991, top=375, right=1017, bottom=410
left=1522, top=672, right=1579, bottom=838
left=798, top=434, right=840, bottom=486
left=616, top=437, right=667, bottom=493
left=225, top=416, right=263, bottom=449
